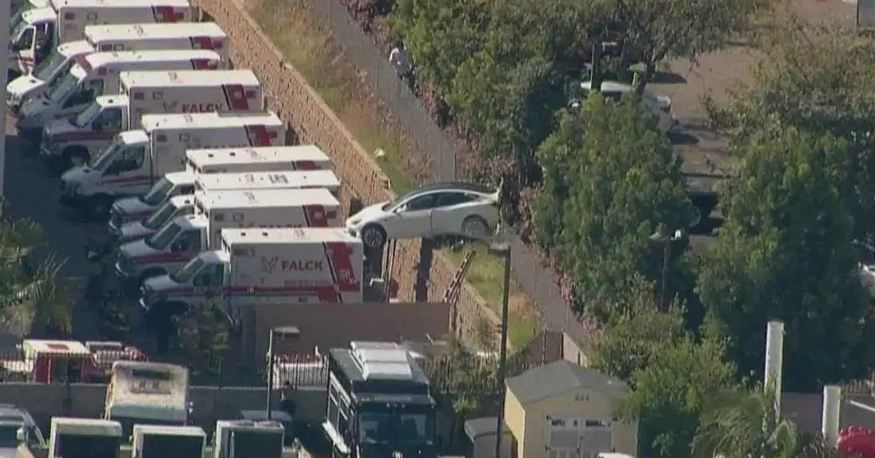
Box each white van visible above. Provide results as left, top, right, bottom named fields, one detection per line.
left=8, top=22, right=226, bottom=109
left=8, top=0, right=194, bottom=78
left=17, top=49, right=222, bottom=133
left=41, top=69, right=260, bottom=168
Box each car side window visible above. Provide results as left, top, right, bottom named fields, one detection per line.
left=95, top=108, right=122, bottom=131
left=403, top=194, right=436, bottom=212
left=193, top=264, right=223, bottom=287
left=171, top=230, right=200, bottom=253
left=435, top=192, right=475, bottom=208
left=117, top=146, right=145, bottom=172
left=17, top=28, right=33, bottom=50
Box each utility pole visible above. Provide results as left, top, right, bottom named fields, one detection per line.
left=490, top=243, right=511, bottom=458
left=0, top=0, right=10, bottom=195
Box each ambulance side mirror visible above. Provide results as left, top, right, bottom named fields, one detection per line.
left=16, top=427, right=25, bottom=443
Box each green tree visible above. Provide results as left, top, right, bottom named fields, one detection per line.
left=590, top=276, right=686, bottom=380
left=533, top=95, right=692, bottom=319
left=594, top=0, right=764, bottom=91
left=0, top=202, right=73, bottom=336
left=697, top=128, right=875, bottom=391
left=619, top=336, right=737, bottom=458
left=173, top=300, right=230, bottom=379
left=707, top=23, right=875, bottom=243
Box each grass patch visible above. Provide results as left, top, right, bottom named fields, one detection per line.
left=509, top=315, right=539, bottom=349
left=251, top=0, right=413, bottom=194
left=442, top=245, right=506, bottom=306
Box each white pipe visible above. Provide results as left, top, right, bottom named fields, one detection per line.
left=764, top=321, right=785, bottom=415
left=822, top=385, right=841, bottom=447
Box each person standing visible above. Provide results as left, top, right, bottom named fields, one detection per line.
left=389, top=41, right=414, bottom=88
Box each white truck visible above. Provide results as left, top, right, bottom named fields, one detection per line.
left=17, top=49, right=223, bottom=134
left=42, top=69, right=262, bottom=168
left=60, top=111, right=285, bottom=217
left=104, top=361, right=189, bottom=436
left=115, top=188, right=342, bottom=284
left=108, top=145, right=332, bottom=231
left=140, top=227, right=364, bottom=316
left=116, top=170, right=341, bottom=242
left=8, top=0, right=194, bottom=79
left=8, top=21, right=227, bottom=110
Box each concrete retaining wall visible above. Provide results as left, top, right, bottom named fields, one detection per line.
left=193, top=0, right=500, bottom=347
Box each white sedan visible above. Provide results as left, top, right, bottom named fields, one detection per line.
left=346, top=182, right=501, bottom=248
left=579, top=80, right=677, bottom=133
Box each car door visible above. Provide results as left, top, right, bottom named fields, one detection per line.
left=430, top=191, right=476, bottom=236
left=387, top=193, right=437, bottom=239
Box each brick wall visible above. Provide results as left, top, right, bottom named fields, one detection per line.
left=194, top=0, right=500, bottom=347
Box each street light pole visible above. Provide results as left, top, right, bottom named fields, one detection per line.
left=490, top=242, right=511, bottom=458
left=266, top=328, right=276, bottom=420
left=0, top=0, right=9, bottom=195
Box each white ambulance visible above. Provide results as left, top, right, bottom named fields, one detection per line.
left=8, top=21, right=227, bottom=110
left=8, top=0, right=194, bottom=78
left=140, top=228, right=364, bottom=314
left=41, top=69, right=261, bottom=168
left=108, top=145, right=332, bottom=231
left=60, top=111, right=285, bottom=217
left=115, top=188, right=341, bottom=283
left=18, top=49, right=222, bottom=133
left=116, top=170, right=341, bottom=242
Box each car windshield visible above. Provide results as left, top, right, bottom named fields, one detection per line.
left=170, top=256, right=205, bottom=283
left=89, top=138, right=121, bottom=171
left=47, top=71, right=79, bottom=104
left=146, top=221, right=182, bottom=250
left=143, top=202, right=181, bottom=230
left=33, top=47, right=66, bottom=80
left=0, top=424, right=19, bottom=447
left=141, top=178, right=173, bottom=206
left=73, top=101, right=101, bottom=128
left=358, top=412, right=429, bottom=447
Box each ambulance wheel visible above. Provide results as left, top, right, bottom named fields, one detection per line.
left=361, top=224, right=386, bottom=249
left=63, top=146, right=89, bottom=169
left=89, top=195, right=113, bottom=221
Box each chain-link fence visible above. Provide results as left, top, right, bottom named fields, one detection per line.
left=304, top=0, right=457, bottom=182
left=268, top=353, right=329, bottom=389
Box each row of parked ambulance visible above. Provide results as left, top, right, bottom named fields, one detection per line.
left=6, top=0, right=366, bottom=317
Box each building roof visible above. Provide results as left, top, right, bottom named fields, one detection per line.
left=506, top=360, right=629, bottom=405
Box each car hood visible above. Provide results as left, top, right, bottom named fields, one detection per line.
left=7, top=74, right=44, bottom=97
left=44, top=117, right=80, bottom=138
left=346, top=201, right=390, bottom=228
left=61, top=165, right=95, bottom=184
left=19, top=95, right=53, bottom=118
left=119, top=221, right=153, bottom=242
left=113, top=197, right=154, bottom=218
left=119, top=238, right=162, bottom=259
left=144, top=273, right=183, bottom=292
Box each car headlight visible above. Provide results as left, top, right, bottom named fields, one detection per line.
left=347, top=218, right=361, bottom=228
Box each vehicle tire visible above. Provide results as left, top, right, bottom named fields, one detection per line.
left=63, top=146, right=89, bottom=170
left=461, top=216, right=490, bottom=241
left=360, top=224, right=387, bottom=249
left=89, top=195, right=114, bottom=221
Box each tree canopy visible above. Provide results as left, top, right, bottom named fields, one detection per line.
left=534, top=95, right=692, bottom=319
left=697, top=127, right=875, bottom=391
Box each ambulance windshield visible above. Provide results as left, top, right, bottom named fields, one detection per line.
left=90, top=138, right=121, bottom=171
left=144, top=201, right=182, bottom=230
left=73, top=101, right=101, bottom=128
left=170, top=256, right=205, bottom=283
left=146, top=221, right=182, bottom=250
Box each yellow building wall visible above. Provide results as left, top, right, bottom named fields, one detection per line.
left=504, top=388, right=526, bottom=457
left=514, top=386, right=638, bottom=457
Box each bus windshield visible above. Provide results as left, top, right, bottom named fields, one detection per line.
left=358, top=411, right=430, bottom=447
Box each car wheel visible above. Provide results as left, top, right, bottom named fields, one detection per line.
left=64, top=146, right=89, bottom=169
left=90, top=195, right=114, bottom=221
left=361, top=224, right=387, bottom=249
left=461, top=216, right=490, bottom=240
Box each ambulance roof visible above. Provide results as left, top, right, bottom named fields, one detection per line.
left=22, top=8, right=54, bottom=24
left=51, top=0, right=190, bottom=9
left=164, top=170, right=195, bottom=184
left=95, top=94, right=129, bottom=107
left=223, top=227, right=358, bottom=245
left=141, top=110, right=281, bottom=131
left=196, top=170, right=339, bottom=190
left=107, top=361, right=189, bottom=422
left=186, top=145, right=330, bottom=165
left=85, top=22, right=224, bottom=43
left=22, top=339, right=90, bottom=356
left=51, top=417, right=122, bottom=436
left=120, top=69, right=258, bottom=89
left=119, top=129, right=149, bottom=144
left=57, top=40, right=94, bottom=58
left=198, top=188, right=338, bottom=210
left=84, top=49, right=220, bottom=69
left=168, top=194, right=195, bottom=207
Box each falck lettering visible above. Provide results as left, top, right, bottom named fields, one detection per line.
left=260, top=256, right=324, bottom=273
left=182, top=102, right=227, bottom=113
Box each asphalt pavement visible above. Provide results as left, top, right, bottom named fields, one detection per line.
left=4, top=117, right=105, bottom=340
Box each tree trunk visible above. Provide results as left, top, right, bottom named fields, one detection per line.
left=636, top=61, right=656, bottom=95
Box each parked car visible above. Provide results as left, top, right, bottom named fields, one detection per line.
left=0, top=404, right=46, bottom=456
left=345, top=182, right=500, bottom=249
left=578, top=80, right=677, bottom=132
